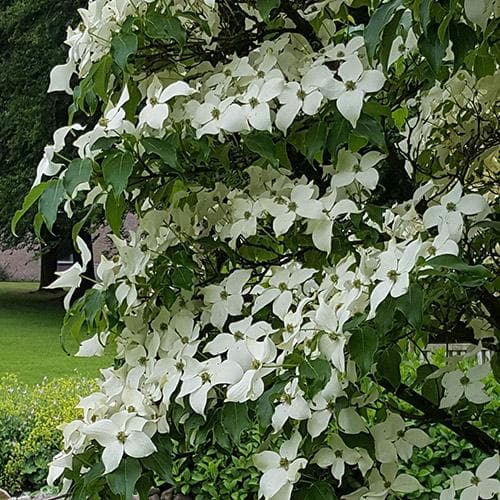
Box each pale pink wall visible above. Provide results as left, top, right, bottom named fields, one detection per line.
left=0, top=214, right=138, bottom=282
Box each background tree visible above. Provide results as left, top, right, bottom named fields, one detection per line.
left=20, top=0, right=500, bottom=499
left=0, top=0, right=88, bottom=287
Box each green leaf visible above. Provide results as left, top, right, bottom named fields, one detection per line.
left=102, top=151, right=134, bottom=195
left=295, top=481, right=336, bottom=499
left=221, top=402, right=251, bottom=444
left=39, top=179, right=65, bottom=231
left=141, top=453, right=174, bottom=484
left=106, top=457, right=142, bottom=500
left=64, top=159, right=92, bottom=195
left=105, top=193, right=126, bottom=235
left=426, top=255, right=490, bottom=277
left=83, top=289, right=105, bottom=324
left=379, top=9, right=405, bottom=71
left=145, top=12, right=186, bottom=46
left=418, top=27, right=447, bottom=75
left=354, top=114, right=387, bottom=151
left=244, top=133, right=277, bottom=165
left=91, top=136, right=118, bottom=151
left=142, top=137, right=179, bottom=170
left=348, top=327, right=378, bottom=376
left=392, top=107, right=408, bottom=130
left=419, top=0, right=433, bottom=36
left=376, top=345, right=401, bottom=389
left=305, top=122, right=327, bottom=161
left=396, top=283, right=424, bottom=329
left=299, top=358, right=331, bottom=397
left=256, top=0, right=281, bottom=22
left=171, top=266, right=194, bottom=290
left=256, top=381, right=287, bottom=428
left=326, top=114, right=351, bottom=160
left=111, top=32, right=138, bottom=69
left=491, top=352, right=500, bottom=383
left=11, top=182, right=48, bottom=236
left=364, top=0, right=403, bottom=62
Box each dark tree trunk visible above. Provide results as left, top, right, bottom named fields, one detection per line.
left=39, top=244, right=58, bottom=289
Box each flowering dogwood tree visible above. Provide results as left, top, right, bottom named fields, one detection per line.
left=15, top=0, right=500, bottom=498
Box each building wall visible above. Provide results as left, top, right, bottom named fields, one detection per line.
left=0, top=214, right=137, bottom=282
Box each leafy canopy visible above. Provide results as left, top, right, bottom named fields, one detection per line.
left=20, top=0, right=500, bottom=498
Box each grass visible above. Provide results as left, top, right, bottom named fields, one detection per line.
left=0, top=281, right=110, bottom=384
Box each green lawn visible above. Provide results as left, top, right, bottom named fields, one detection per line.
left=0, top=282, right=110, bottom=384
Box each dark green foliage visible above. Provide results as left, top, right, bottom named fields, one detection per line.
left=0, top=0, right=85, bottom=248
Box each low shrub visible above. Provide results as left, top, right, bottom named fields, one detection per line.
left=0, top=374, right=97, bottom=494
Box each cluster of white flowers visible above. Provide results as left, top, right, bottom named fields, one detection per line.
left=34, top=0, right=499, bottom=498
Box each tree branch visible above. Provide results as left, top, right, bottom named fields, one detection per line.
left=280, top=0, right=322, bottom=50
left=378, top=379, right=499, bottom=455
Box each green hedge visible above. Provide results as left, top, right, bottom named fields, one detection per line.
left=0, top=374, right=97, bottom=494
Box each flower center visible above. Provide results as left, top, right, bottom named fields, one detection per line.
left=345, top=80, right=356, bottom=91
left=220, top=290, right=229, bottom=300
left=211, top=108, right=221, bottom=120
left=288, top=201, right=298, bottom=211
left=446, top=202, right=456, bottom=211
left=257, top=70, right=265, bottom=78
left=280, top=458, right=290, bottom=469
left=116, top=431, right=128, bottom=443
left=99, top=117, right=109, bottom=127
left=329, top=332, right=339, bottom=341
left=297, top=89, right=307, bottom=100
left=175, top=361, right=184, bottom=371
left=278, top=282, right=288, bottom=292
left=280, top=393, right=293, bottom=405
left=334, top=449, right=343, bottom=458
left=251, top=359, right=261, bottom=369
left=471, top=476, right=481, bottom=485
left=387, top=270, right=399, bottom=282
left=353, top=278, right=362, bottom=289
left=384, top=481, right=392, bottom=489
left=234, top=330, right=244, bottom=340
left=249, top=97, right=259, bottom=108
left=127, top=405, right=136, bottom=413
left=460, top=375, right=470, bottom=385
left=244, top=210, right=252, bottom=220
left=224, top=69, right=232, bottom=77
left=201, top=372, right=212, bottom=383
left=181, top=336, right=189, bottom=344
left=398, top=43, right=406, bottom=53
left=397, top=430, right=405, bottom=438
left=150, top=96, right=159, bottom=105
left=428, top=245, right=436, bottom=256
left=286, top=324, right=294, bottom=333
left=336, top=50, right=345, bottom=58
left=139, top=356, right=147, bottom=365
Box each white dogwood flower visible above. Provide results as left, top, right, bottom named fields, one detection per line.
left=423, top=182, right=487, bottom=241
left=139, top=78, right=195, bottom=129
left=313, top=434, right=362, bottom=484
left=440, top=363, right=491, bottom=408
left=332, top=149, right=385, bottom=191
left=240, top=77, right=284, bottom=131
left=203, top=270, right=252, bottom=329
left=254, top=431, right=307, bottom=500
left=272, top=378, right=311, bottom=432
left=252, top=266, right=316, bottom=320
left=178, top=356, right=243, bottom=415
left=307, top=373, right=347, bottom=437
left=368, top=239, right=422, bottom=318
left=450, top=454, right=500, bottom=500
left=85, top=411, right=156, bottom=473
left=262, top=183, right=323, bottom=236
left=324, top=56, right=385, bottom=127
